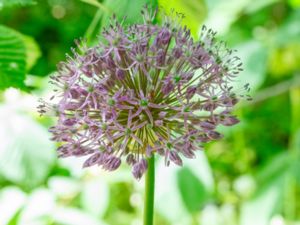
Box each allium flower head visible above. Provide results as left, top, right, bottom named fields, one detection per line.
left=39, top=7, right=250, bottom=179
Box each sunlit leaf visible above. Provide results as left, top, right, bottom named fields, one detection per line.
left=289, top=0, right=300, bottom=8
left=80, top=178, right=110, bottom=217
left=53, top=207, right=108, bottom=225
left=156, top=159, right=191, bottom=225
left=234, top=40, right=267, bottom=91
left=268, top=10, right=300, bottom=76
left=0, top=106, right=56, bottom=189
left=185, top=152, right=214, bottom=191
left=204, top=0, right=250, bottom=35
left=48, top=176, right=81, bottom=197
left=7, top=208, right=23, bottom=225
left=159, top=0, right=207, bottom=38
left=0, top=187, right=27, bottom=225
left=0, top=25, right=27, bottom=90
left=156, top=152, right=213, bottom=224
left=268, top=43, right=300, bottom=77
left=20, top=34, right=42, bottom=71
left=199, top=204, right=225, bottom=225
left=18, top=188, right=56, bottom=225
left=205, top=0, right=279, bottom=34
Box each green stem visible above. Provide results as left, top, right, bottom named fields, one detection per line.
left=285, top=86, right=300, bottom=220
left=84, top=9, right=102, bottom=43
left=144, top=155, right=155, bottom=225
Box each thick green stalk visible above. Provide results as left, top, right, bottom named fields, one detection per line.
left=144, top=155, right=155, bottom=225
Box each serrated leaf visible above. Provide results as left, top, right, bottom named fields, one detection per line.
left=0, top=25, right=27, bottom=90
left=159, top=0, right=207, bottom=38
left=0, top=0, right=36, bottom=8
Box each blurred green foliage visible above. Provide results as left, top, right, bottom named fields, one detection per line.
left=0, top=0, right=300, bottom=225
left=0, top=25, right=27, bottom=90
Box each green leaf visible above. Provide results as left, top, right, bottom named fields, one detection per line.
left=0, top=25, right=40, bottom=89
left=156, top=160, right=191, bottom=224
left=48, top=176, right=81, bottom=197
left=0, top=106, right=56, bottom=189
left=289, top=0, right=300, bottom=8
left=159, top=0, right=207, bottom=38
left=185, top=152, right=214, bottom=190
left=17, top=188, right=56, bottom=224
left=204, top=0, right=250, bottom=35
left=0, top=25, right=27, bottom=90
left=20, top=34, right=42, bottom=71
left=256, top=152, right=291, bottom=186
left=80, top=178, right=110, bottom=217
left=155, top=153, right=213, bottom=224
left=268, top=43, right=300, bottom=77
left=52, top=207, right=108, bottom=225
left=0, top=0, right=36, bottom=8
left=7, top=207, right=23, bottom=225
left=177, top=167, right=210, bottom=212
left=0, top=186, right=27, bottom=225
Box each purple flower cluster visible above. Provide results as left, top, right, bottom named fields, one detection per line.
left=39, top=8, right=249, bottom=179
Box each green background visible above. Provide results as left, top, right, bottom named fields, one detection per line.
left=0, top=0, right=300, bottom=224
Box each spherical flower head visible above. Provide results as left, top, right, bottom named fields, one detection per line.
left=39, top=7, right=250, bottom=180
